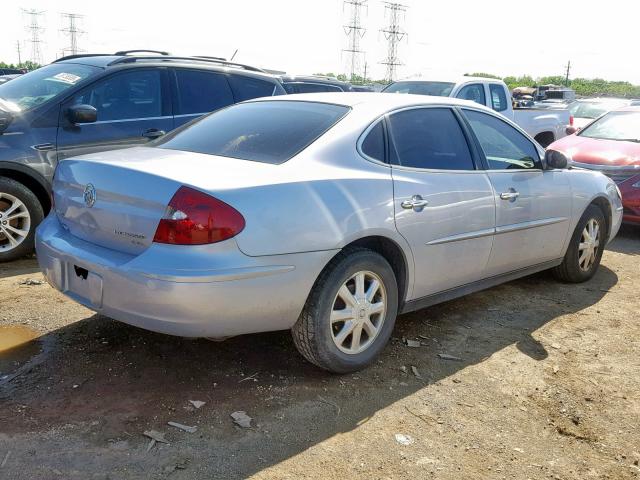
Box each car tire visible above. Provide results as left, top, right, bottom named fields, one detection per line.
left=0, top=177, right=44, bottom=263
left=292, top=247, right=398, bottom=373
left=552, top=204, right=606, bottom=283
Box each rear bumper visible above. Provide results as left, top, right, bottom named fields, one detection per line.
left=620, top=177, right=640, bottom=225
left=35, top=214, right=336, bottom=338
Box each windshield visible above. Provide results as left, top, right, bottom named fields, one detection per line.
left=156, top=100, right=350, bottom=164
left=383, top=81, right=455, bottom=96
left=579, top=110, right=640, bottom=142
left=0, top=63, right=100, bottom=111
left=569, top=101, right=627, bottom=119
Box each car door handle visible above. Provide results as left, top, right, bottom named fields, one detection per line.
left=499, top=190, right=520, bottom=201
left=142, top=128, right=165, bottom=139
left=401, top=195, right=429, bottom=211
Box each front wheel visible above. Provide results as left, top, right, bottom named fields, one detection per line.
left=292, top=248, right=398, bottom=373
left=0, top=177, right=44, bottom=262
left=552, top=205, right=606, bottom=283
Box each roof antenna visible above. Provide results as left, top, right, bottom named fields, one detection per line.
left=230, top=49, right=238, bottom=61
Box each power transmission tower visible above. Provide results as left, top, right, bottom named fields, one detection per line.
left=22, top=9, right=45, bottom=65
left=60, top=13, right=85, bottom=56
left=564, top=60, right=571, bottom=87
left=380, top=2, right=407, bottom=83
left=343, top=0, right=368, bottom=83
left=16, top=41, right=22, bottom=65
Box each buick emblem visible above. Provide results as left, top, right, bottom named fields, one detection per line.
left=83, top=183, right=96, bottom=208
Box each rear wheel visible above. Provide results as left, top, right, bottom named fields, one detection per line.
left=292, top=248, right=398, bottom=373
left=0, top=177, right=44, bottom=262
left=552, top=205, right=606, bottom=283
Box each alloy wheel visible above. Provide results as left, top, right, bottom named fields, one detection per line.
left=330, top=270, right=387, bottom=355
left=578, top=218, right=600, bottom=272
left=0, top=192, right=31, bottom=253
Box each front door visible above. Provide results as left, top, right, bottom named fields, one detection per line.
left=461, top=108, right=572, bottom=275
left=56, top=68, right=173, bottom=160
left=387, top=107, right=496, bottom=299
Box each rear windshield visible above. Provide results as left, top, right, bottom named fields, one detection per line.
left=383, top=81, right=455, bottom=96
left=156, top=100, right=350, bottom=164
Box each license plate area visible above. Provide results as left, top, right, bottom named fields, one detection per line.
left=65, top=263, right=103, bottom=309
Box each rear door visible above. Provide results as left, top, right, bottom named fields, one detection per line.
left=387, top=106, right=496, bottom=299
left=461, top=108, right=572, bottom=275
left=56, top=68, right=173, bottom=160
left=171, top=68, right=235, bottom=128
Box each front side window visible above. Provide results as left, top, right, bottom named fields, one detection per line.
left=387, top=108, right=475, bottom=170
left=578, top=110, right=640, bottom=142
left=464, top=109, right=541, bottom=170
left=457, top=84, right=486, bottom=105
left=228, top=75, right=278, bottom=101
left=489, top=84, right=508, bottom=112
left=71, top=69, right=162, bottom=121
left=0, top=63, right=100, bottom=111
left=383, top=81, right=455, bottom=97
left=156, top=100, right=350, bottom=164
left=175, top=69, right=234, bottom=115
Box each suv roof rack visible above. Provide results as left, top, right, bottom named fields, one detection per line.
left=53, top=53, right=112, bottom=63
left=114, top=49, right=170, bottom=56
left=107, top=55, right=265, bottom=72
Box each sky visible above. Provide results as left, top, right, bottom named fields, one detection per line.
left=2, top=0, right=639, bottom=84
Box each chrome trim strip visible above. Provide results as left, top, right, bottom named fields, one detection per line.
left=90, top=115, right=172, bottom=125
left=495, top=216, right=568, bottom=234
left=427, top=227, right=495, bottom=245
left=174, top=113, right=207, bottom=118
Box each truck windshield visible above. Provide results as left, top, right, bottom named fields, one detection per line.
left=383, top=81, right=455, bottom=96
left=579, top=110, right=640, bottom=142
left=0, top=63, right=100, bottom=111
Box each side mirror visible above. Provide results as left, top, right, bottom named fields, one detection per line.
left=545, top=149, right=568, bottom=169
left=565, top=126, right=581, bottom=135
left=66, top=104, right=97, bottom=124
left=0, top=110, right=13, bottom=133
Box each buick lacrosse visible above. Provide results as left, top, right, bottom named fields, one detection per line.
left=36, top=93, right=623, bottom=372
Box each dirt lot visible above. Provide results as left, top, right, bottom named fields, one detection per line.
left=0, top=225, right=638, bottom=479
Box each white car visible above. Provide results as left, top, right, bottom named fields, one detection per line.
left=383, top=76, right=571, bottom=147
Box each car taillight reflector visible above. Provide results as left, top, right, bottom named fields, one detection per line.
left=569, top=115, right=574, bottom=126
left=153, top=186, right=245, bottom=245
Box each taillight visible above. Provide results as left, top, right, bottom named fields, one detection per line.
left=153, top=186, right=245, bottom=245
left=569, top=115, right=574, bottom=126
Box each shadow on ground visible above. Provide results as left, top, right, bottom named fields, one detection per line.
left=0, top=260, right=620, bottom=478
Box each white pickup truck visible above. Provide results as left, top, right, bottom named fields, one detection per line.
left=383, top=76, right=570, bottom=147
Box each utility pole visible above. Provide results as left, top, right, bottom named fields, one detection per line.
left=22, top=9, right=45, bottom=65
left=564, top=60, right=571, bottom=87
left=363, top=61, right=368, bottom=84
left=380, top=2, right=407, bottom=83
left=60, top=13, right=85, bottom=56
left=16, top=41, right=22, bottom=65
left=343, top=0, right=367, bottom=83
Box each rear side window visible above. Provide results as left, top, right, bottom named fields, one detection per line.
left=174, top=69, right=234, bottom=115
left=228, top=75, right=277, bottom=101
left=489, top=84, right=508, bottom=112
left=284, top=83, right=343, bottom=94
left=387, top=108, right=475, bottom=170
left=457, top=84, right=486, bottom=105
left=156, top=101, right=350, bottom=164
left=360, top=120, right=385, bottom=162
left=463, top=109, right=541, bottom=170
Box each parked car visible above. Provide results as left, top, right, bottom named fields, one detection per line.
left=279, top=75, right=352, bottom=93
left=0, top=68, right=25, bottom=76
left=0, top=74, right=21, bottom=85
left=567, top=98, right=632, bottom=130
left=36, top=93, right=622, bottom=372
left=382, top=77, right=570, bottom=146
left=549, top=106, right=640, bottom=224
left=0, top=51, right=285, bottom=261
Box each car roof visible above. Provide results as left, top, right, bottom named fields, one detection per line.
left=250, top=91, right=494, bottom=112
left=615, top=105, right=640, bottom=113
left=280, top=75, right=350, bottom=86
left=391, top=76, right=505, bottom=85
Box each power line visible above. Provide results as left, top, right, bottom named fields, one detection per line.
left=22, top=9, right=45, bottom=65
left=60, top=13, right=85, bottom=56
left=342, top=0, right=368, bottom=82
left=379, top=2, right=407, bottom=83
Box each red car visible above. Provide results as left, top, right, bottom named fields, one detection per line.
left=549, top=106, right=640, bottom=224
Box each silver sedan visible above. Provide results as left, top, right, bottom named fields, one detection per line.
left=36, top=93, right=623, bottom=372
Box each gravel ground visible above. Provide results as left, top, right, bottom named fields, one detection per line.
left=0, top=225, right=638, bottom=479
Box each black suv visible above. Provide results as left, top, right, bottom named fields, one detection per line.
left=0, top=51, right=285, bottom=261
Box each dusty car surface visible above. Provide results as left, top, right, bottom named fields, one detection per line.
left=36, top=93, right=623, bottom=372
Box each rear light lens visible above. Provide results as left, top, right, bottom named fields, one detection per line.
left=569, top=115, right=574, bottom=126
left=153, top=186, right=245, bottom=245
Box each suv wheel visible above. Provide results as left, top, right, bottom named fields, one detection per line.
left=552, top=204, right=606, bottom=283
left=292, top=248, right=398, bottom=373
left=0, top=177, right=44, bottom=262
